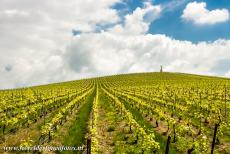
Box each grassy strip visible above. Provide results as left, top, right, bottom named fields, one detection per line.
left=61, top=90, right=95, bottom=154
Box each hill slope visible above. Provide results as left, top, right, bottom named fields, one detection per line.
left=0, top=72, right=230, bottom=154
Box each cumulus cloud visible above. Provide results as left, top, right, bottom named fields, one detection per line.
left=1, top=0, right=230, bottom=89
left=64, top=2, right=230, bottom=77
left=65, top=33, right=230, bottom=77
left=109, top=2, right=161, bottom=35
left=181, top=1, right=230, bottom=25
left=0, top=0, right=121, bottom=89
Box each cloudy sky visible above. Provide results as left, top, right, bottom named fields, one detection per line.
left=1, top=0, right=230, bottom=89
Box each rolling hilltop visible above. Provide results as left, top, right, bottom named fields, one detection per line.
left=0, top=72, right=230, bottom=154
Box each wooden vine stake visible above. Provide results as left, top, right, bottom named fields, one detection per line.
left=165, top=135, right=171, bottom=154
left=87, top=138, right=91, bottom=154
left=211, top=123, right=219, bottom=154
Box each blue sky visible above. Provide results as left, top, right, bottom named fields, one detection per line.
left=113, top=0, right=230, bottom=43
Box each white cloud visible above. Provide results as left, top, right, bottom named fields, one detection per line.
left=1, top=0, right=230, bottom=89
left=181, top=1, right=230, bottom=25
left=109, top=3, right=161, bottom=35
left=0, top=0, right=122, bottom=89
left=65, top=32, right=230, bottom=78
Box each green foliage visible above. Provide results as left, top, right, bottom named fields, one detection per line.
left=1, top=72, right=230, bottom=153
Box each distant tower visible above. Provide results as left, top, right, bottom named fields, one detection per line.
left=160, top=65, right=163, bottom=72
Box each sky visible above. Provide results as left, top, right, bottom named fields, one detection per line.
left=0, top=0, right=230, bottom=89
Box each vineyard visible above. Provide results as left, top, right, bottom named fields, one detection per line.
left=0, top=72, right=230, bottom=154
